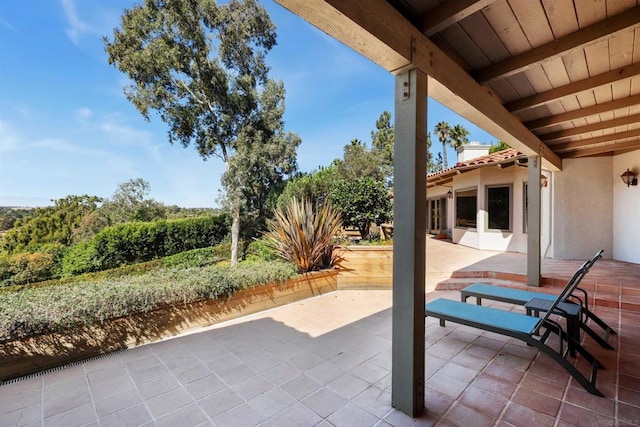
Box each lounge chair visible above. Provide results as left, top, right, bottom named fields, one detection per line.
left=459, top=250, right=615, bottom=350
left=425, top=261, right=605, bottom=396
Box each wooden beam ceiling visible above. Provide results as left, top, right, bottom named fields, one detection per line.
left=275, top=0, right=562, bottom=170
left=475, top=9, right=640, bottom=84
left=419, top=0, right=497, bottom=37
left=274, top=0, right=639, bottom=164
left=504, top=62, right=640, bottom=113
left=523, top=94, right=640, bottom=130
left=561, top=139, right=640, bottom=158
left=552, top=129, right=640, bottom=152
left=539, top=114, right=640, bottom=143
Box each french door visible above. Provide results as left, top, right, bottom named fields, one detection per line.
left=428, top=198, right=447, bottom=234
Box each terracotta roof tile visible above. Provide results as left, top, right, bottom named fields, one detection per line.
left=455, top=148, right=523, bottom=167
left=427, top=148, right=525, bottom=180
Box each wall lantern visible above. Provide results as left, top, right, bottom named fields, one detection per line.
left=447, top=190, right=453, bottom=199
left=621, top=169, right=638, bottom=187
left=540, top=174, right=548, bottom=188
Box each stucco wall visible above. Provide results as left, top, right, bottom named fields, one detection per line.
left=540, top=171, right=552, bottom=258
left=449, top=165, right=543, bottom=253
left=552, top=157, right=613, bottom=259
left=612, top=150, right=640, bottom=263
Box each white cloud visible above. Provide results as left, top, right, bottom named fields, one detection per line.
left=0, top=120, right=19, bottom=153
left=96, top=116, right=161, bottom=156
left=75, top=107, right=93, bottom=120
left=33, top=137, right=107, bottom=158
left=59, top=0, right=91, bottom=46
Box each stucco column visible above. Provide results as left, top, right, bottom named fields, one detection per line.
left=527, top=155, right=542, bottom=286
left=391, top=68, right=427, bottom=416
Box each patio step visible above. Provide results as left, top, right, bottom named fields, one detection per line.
left=436, top=276, right=640, bottom=313
left=436, top=277, right=522, bottom=291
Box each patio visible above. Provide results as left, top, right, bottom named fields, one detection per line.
left=1, top=240, right=638, bottom=426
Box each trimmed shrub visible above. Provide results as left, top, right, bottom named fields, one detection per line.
left=244, top=237, right=278, bottom=262
left=60, top=214, right=230, bottom=275
left=5, top=243, right=232, bottom=293
left=0, top=260, right=296, bottom=342
left=60, top=240, right=100, bottom=277
left=163, top=244, right=230, bottom=268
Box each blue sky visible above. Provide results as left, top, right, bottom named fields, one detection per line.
left=0, top=0, right=497, bottom=208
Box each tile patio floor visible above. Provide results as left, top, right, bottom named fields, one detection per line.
left=1, top=240, right=639, bottom=426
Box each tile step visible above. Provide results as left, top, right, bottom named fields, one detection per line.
left=435, top=278, right=521, bottom=291
left=435, top=277, right=640, bottom=313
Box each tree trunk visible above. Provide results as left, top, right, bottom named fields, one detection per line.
left=442, top=141, right=448, bottom=169
left=230, top=205, right=240, bottom=266
left=222, top=150, right=240, bottom=267
left=359, top=221, right=371, bottom=240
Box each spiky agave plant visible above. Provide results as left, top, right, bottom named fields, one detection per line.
left=265, top=198, right=343, bottom=272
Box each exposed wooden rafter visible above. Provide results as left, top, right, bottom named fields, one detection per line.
left=551, top=129, right=640, bottom=152
left=523, top=94, right=640, bottom=131
left=504, top=62, right=640, bottom=113
left=539, top=114, right=640, bottom=143
left=420, top=0, right=497, bottom=37
left=561, top=139, right=640, bottom=158
left=475, top=9, right=640, bottom=84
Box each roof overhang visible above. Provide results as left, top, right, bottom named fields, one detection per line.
left=426, top=149, right=528, bottom=188
left=274, top=0, right=640, bottom=172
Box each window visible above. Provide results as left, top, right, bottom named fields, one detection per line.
left=455, top=189, right=477, bottom=228
left=523, top=182, right=528, bottom=233
left=487, top=185, right=511, bottom=231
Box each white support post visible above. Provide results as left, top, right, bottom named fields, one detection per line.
left=527, top=156, right=542, bottom=286
left=391, top=68, right=427, bottom=416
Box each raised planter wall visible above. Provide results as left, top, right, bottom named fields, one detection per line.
left=336, top=245, right=393, bottom=289
left=0, top=270, right=337, bottom=382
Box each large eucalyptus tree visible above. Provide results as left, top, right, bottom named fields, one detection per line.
left=104, top=0, right=300, bottom=265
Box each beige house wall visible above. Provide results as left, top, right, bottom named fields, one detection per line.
left=428, top=154, right=636, bottom=264
left=552, top=157, right=614, bottom=260
left=613, top=149, right=640, bottom=263
left=446, top=166, right=549, bottom=254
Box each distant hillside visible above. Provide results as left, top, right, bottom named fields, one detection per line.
left=0, top=206, right=34, bottom=231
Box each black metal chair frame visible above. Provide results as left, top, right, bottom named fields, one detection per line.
left=425, top=257, right=605, bottom=396
left=460, top=250, right=615, bottom=350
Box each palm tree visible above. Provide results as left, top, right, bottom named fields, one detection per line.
left=434, top=121, right=451, bottom=169
left=450, top=124, right=470, bottom=152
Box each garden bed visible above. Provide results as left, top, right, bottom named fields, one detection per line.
left=0, top=269, right=337, bottom=382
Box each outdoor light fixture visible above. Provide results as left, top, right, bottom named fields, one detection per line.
left=447, top=190, right=453, bottom=199
left=620, top=169, right=638, bottom=187
left=540, top=174, right=548, bottom=188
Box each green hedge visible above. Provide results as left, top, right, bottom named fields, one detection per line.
left=0, top=260, right=296, bottom=342
left=2, top=244, right=232, bottom=293
left=61, top=215, right=230, bottom=276
left=244, top=237, right=279, bottom=262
